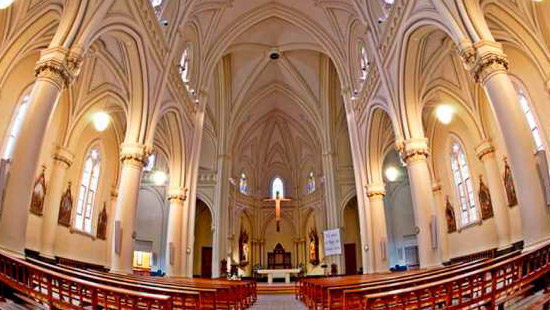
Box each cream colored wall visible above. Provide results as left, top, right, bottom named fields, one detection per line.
left=342, top=200, right=361, bottom=273
left=136, top=187, right=167, bottom=271
left=193, top=201, right=213, bottom=276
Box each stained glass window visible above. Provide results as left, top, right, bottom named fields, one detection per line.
left=450, top=142, right=477, bottom=226
left=75, top=148, right=101, bottom=233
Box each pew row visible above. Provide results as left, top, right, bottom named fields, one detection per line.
left=344, top=241, right=550, bottom=309
left=0, top=251, right=173, bottom=309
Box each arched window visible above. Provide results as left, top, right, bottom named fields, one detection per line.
left=2, top=95, right=30, bottom=160
left=239, top=173, right=248, bottom=195
left=518, top=90, right=544, bottom=151
left=450, top=141, right=477, bottom=226
left=180, top=47, right=190, bottom=82
left=150, top=0, right=164, bottom=18
left=144, top=153, right=156, bottom=172
left=378, top=0, right=394, bottom=23
left=272, top=177, right=284, bottom=199
left=306, top=172, right=316, bottom=194
left=359, top=46, right=369, bottom=80
left=75, top=148, right=101, bottom=233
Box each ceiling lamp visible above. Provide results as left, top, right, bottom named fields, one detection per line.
left=385, top=166, right=399, bottom=182
left=436, top=105, right=454, bottom=125
left=0, top=0, right=14, bottom=9
left=153, top=171, right=167, bottom=186
left=93, top=112, right=110, bottom=132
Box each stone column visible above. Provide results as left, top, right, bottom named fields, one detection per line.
left=40, top=146, right=74, bottom=259
left=400, top=138, right=441, bottom=268
left=110, top=143, right=146, bottom=274
left=366, top=184, right=389, bottom=272
left=165, top=187, right=186, bottom=276
left=322, top=151, right=343, bottom=271
left=106, top=188, right=118, bottom=267
left=464, top=42, right=550, bottom=245
left=212, top=154, right=232, bottom=278
left=476, top=139, right=512, bottom=248
left=431, top=183, right=450, bottom=262
left=0, top=47, right=82, bottom=255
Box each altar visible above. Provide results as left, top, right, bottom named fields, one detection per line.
left=256, top=269, right=301, bottom=284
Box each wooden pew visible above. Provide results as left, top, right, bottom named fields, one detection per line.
left=27, top=257, right=253, bottom=310
left=0, top=250, right=172, bottom=309
left=348, top=241, right=550, bottom=309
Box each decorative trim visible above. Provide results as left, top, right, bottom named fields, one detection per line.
left=471, top=52, right=509, bottom=84
left=168, top=188, right=188, bottom=202
left=52, top=146, right=74, bottom=167
left=400, top=139, right=430, bottom=164
left=476, top=139, right=496, bottom=161
left=366, top=184, right=386, bottom=201
left=119, top=143, right=147, bottom=168
left=34, top=48, right=83, bottom=89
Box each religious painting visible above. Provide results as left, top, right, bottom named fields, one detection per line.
left=238, top=228, right=249, bottom=267
left=445, top=196, right=457, bottom=233
left=58, top=182, right=73, bottom=227
left=29, top=167, right=46, bottom=216
left=503, top=158, right=518, bottom=207
left=308, top=228, right=320, bottom=265
left=478, top=176, right=493, bottom=220
left=96, top=203, right=108, bottom=240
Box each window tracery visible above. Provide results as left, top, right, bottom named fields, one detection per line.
left=239, top=173, right=248, bottom=195
left=75, top=148, right=101, bottom=233
left=450, top=141, right=477, bottom=226
left=306, top=172, right=316, bottom=194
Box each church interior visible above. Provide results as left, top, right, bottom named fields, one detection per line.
left=1, top=0, right=550, bottom=309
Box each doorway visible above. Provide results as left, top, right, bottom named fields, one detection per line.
left=201, top=247, right=212, bottom=278
left=344, top=243, right=357, bottom=275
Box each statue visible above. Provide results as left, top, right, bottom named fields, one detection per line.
left=308, top=228, right=319, bottom=265
left=238, top=227, right=249, bottom=267
left=478, top=176, right=493, bottom=220
left=445, top=196, right=457, bottom=233
left=96, top=203, right=108, bottom=240
left=263, top=191, right=291, bottom=232
left=30, top=167, right=46, bottom=216
left=503, top=157, right=518, bottom=207
left=58, top=182, right=73, bottom=227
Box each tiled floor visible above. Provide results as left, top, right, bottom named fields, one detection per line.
left=249, top=295, right=307, bottom=310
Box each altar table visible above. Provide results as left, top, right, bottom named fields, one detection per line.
left=257, top=269, right=301, bottom=284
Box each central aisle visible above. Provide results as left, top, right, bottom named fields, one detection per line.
left=249, top=295, right=307, bottom=310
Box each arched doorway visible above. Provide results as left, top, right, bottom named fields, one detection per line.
left=342, top=196, right=362, bottom=275
left=193, top=199, right=213, bottom=278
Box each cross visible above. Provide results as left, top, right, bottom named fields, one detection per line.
left=264, top=191, right=291, bottom=232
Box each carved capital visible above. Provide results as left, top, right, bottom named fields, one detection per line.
left=400, top=138, right=430, bottom=164
left=34, top=47, right=83, bottom=89
left=167, top=187, right=188, bottom=202
left=456, top=41, right=476, bottom=70
left=366, top=184, right=386, bottom=201
left=471, top=53, right=509, bottom=84
left=475, top=139, right=496, bottom=161
left=52, top=145, right=74, bottom=168
left=119, top=143, right=147, bottom=168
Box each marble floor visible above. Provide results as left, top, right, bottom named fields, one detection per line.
left=249, top=295, right=307, bottom=310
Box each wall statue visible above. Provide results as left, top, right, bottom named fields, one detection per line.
left=29, top=167, right=46, bottom=216
left=96, top=203, right=108, bottom=240
left=478, top=176, right=493, bottom=220
left=503, top=158, right=518, bottom=207
left=58, top=182, right=73, bottom=227
left=445, top=196, right=457, bottom=233
left=308, top=228, right=319, bottom=265
left=238, top=228, right=249, bottom=267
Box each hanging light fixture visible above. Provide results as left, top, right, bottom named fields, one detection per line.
left=436, top=105, right=454, bottom=125
left=93, top=111, right=110, bottom=132
left=0, top=0, right=14, bottom=9
left=385, top=166, right=399, bottom=182
left=153, top=171, right=167, bottom=186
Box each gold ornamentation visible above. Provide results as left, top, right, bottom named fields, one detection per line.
left=34, top=50, right=83, bottom=89
left=366, top=184, right=386, bottom=201
left=471, top=53, right=509, bottom=83
left=168, top=188, right=188, bottom=202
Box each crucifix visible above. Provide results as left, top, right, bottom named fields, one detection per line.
left=264, top=191, right=291, bottom=232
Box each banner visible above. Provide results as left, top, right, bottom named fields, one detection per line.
left=323, top=228, right=342, bottom=256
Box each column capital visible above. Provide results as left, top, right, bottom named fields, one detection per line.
left=399, top=138, right=430, bottom=164
left=34, top=47, right=83, bottom=89
left=167, top=187, right=188, bottom=202
left=366, top=183, right=386, bottom=201
left=119, top=143, right=147, bottom=168
left=475, top=139, right=496, bottom=161
left=52, top=145, right=74, bottom=168
left=471, top=41, right=509, bottom=84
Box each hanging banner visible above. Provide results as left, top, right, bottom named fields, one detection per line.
left=323, top=228, right=342, bottom=256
